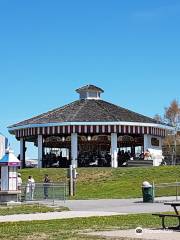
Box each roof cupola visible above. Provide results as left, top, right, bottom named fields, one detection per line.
left=76, top=84, right=104, bottom=100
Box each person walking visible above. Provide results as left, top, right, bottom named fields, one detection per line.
left=43, top=174, right=50, bottom=199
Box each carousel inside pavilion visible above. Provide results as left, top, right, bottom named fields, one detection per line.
left=8, top=85, right=172, bottom=168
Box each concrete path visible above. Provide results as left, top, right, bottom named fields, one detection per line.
left=1, top=197, right=179, bottom=240
left=0, top=211, right=125, bottom=223
left=63, top=198, right=174, bottom=214
left=87, top=229, right=180, bottom=240
left=1, top=196, right=179, bottom=223
left=40, top=196, right=179, bottom=214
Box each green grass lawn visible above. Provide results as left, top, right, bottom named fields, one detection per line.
left=19, top=166, right=180, bottom=199
left=0, top=213, right=178, bottom=240
left=0, top=204, right=68, bottom=216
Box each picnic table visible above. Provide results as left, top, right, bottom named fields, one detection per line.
left=152, top=202, right=180, bottom=229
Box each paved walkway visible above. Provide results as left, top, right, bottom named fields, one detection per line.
left=0, top=196, right=178, bottom=223
left=87, top=229, right=180, bottom=240
left=38, top=196, right=179, bottom=214
left=62, top=197, right=175, bottom=214
left=0, top=211, right=125, bottom=222
left=1, top=197, right=180, bottom=239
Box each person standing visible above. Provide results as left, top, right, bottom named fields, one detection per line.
left=43, top=174, right=50, bottom=199
left=17, top=173, right=22, bottom=201
left=26, top=176, right=35, bottom=200
left=17, top=173, right=22, bottom=190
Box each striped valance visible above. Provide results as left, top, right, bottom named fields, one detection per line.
left=14, top=125, right=167, bottom=138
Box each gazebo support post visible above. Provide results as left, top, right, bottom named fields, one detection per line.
left=111, top=133, right=118, bottom=168
left=131, top=145, right=135, bottom=156
left=71, top=133, right=78, bottom=168
left=38, top=135, right=43, bottom=168
left=144, top=134, right=151, bottom=151
left=20, top=138, right=26, bottom=168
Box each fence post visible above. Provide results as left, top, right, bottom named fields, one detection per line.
left=63, top=183, right=66, bottom=203
left=152, top=181, right=155, bottom=202
left=69, top=165, right=74, bottom=196
left=176, top=180, right=178, bottom=201
left=52, top=183, right=55, bottom=206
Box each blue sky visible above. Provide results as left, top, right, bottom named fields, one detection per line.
left=0, top=0, right=180, bottom=157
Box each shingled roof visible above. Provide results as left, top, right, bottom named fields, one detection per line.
left=9, top=99, right=159, bottom=128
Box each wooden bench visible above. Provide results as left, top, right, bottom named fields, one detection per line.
left=152, top=213, right=180, bottom=229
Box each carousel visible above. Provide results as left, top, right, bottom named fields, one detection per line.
left=8, top=84, right=172, bottom=168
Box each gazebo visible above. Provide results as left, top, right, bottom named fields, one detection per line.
left=8, top=85, right=172, bottom=168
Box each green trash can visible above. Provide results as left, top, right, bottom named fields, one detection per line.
left=142, top=181, right=154, bottom=203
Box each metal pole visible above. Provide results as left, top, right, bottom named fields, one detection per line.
left=152, top=181, right=155, bottom=203
left=73, top=179, right=76, bottom=196
left=52, top=183, right=55, bottom=206
left=176, top=180, right=178, bottom=201
left=171, top=153, right=174, bottom=165
left=63, top=182, right=66, bottom=204
left=174, top=132, right=177, bottom=166
left=69, top=165, right=73, bottom=197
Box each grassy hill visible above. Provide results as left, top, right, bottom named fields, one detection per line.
left=20, top=166, right=180, bottom=199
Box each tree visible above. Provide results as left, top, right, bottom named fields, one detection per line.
left=164, top=100, right=180, bottom=164
left=154, top=114, right=163, bottom=123
left=164, top=99, right=180, bottom=128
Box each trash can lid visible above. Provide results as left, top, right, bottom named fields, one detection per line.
left=142, top=181, right=152, bottom=187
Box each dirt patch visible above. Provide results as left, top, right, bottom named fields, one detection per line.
left=25, top=233, right=50, bottom=240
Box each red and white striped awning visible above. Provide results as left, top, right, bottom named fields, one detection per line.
left=12, top=124, right=167, bottom=138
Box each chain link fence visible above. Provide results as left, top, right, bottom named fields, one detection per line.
left=19, top=182, right=68, bottom=203
left=154, top=181, right=180, bottom=201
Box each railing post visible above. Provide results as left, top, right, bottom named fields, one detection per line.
left=176, top=180, right=178, bottom=201
left=63, top=183, right=66, bottom=203
left=69, top=165, right=74, bottom=197
left=152, top=181, right=155, bottom=203
left=52, top=183, right=55, bottom=206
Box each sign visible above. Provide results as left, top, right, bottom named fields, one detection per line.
left=8, top=162, right=20, bottom=166
left=151, top=138, right=159, bottom=147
